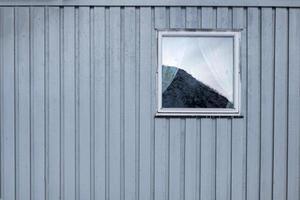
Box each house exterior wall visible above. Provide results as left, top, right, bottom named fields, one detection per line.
left=0, top=1, right=299, bottom=200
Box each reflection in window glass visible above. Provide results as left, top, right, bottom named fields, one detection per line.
left=161, top=36, right=234, bottom=108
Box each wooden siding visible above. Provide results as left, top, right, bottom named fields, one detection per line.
left=0, top=0, right=300, bottom=7
left=0, top=6, right=299, bottom=200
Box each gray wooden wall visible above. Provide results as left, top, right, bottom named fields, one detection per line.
left=0, top=1, right=300, bottom=200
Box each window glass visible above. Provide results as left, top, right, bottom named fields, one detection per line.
left=162, top=36, right=234, bottom=108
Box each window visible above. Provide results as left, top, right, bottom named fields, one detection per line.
left=157, top=30, right=241, bottom=116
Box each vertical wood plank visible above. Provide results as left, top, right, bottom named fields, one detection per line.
left=90, top=7, right=95, bottom=200
left=63, top=6, right=76, bottom=200
left=0, top=7, right=15, bottom=200
left=201, top=7, right=216, bottom=29
left=185, top=7, right=198, bottom=28
left=200, top=118, right=216, bottom=200
left=154, top=118, right=169, bottom=200
left=74, top=7, right=79, bottom=200
left=15, top=7, right=30, bottom=200
left=78, top=7, right=91, bottom=200
left=150, top=9, right=156, bottom=200
left=154, top=7, right=168, bottom=200
left=109, top=7, right=121, bottom=200
left=170, top=7, right=184, bottom=28
left=184, top=119, right=199, bottom=200
left=273, top=8, right=288, bottom=200
left=104, top=7, right=110, bottom=200
left=216, top=118, right=231, bottom=200
left=30, top=7, right=46, bottom=200
left=94, top=6, right=106, bottom=200
left=231, top=119, right=246, bottom=200
left=232, top=7, right=247, bottom=200
left=169, top=119, right=182, bottom=200
left=124, top=6, right=136, bottom=200
left=200, top=7, right=216, bottom=200
left=287, top=8, right=300, bottom=200
left=47, top=7, right=61, bottom=200
left=154, top=7, right=166, bottom=29
left=216, top=7, right=232, bottom=200
left=260, top=7, right=274, bottom=200
left=247, top=7, right=261, bottom=200
left=120, top=8, right=125, bottom=200
left=139, top=7, right=152, bottom=200
left=135, top=7, right=140, bottom=200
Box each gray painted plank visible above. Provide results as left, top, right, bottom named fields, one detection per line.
left=15, top=7, right=31, bottom=200
left=150, top=9, right=157, bottom=200
left=139, top=7, right=152, bottom=200
left=75, top=7, right=79, bottom=200
left=109, top=7, right=121, bottom=200
left=63, top=6, right=76, bottom=200
left=154, top=118, right=169, bottom=200
left=93, top=6, right=106, bottom=200
left=201, top=7, right=216, bottom=29
left=124, top=6, right=137, bottom=200
left=216, top=7, right=231, bottom=200
left=154, top=7, right=168, bottom=200
left=273, top=8, right=288, bottom=200
left=78, top=7, right=91, bottom=200
left=169, top=119, right=182, bottom=200
left=170, top=7, right=184, bottom=28
left=30, top=7, right=46, bottom=200
left=104, top=7, right=110, bottom=200
left=246, top=7, right=261, bottom=200
left=231, top=118, right=246, bottom=200
left=231, top=7, right=246, bottom=200
left=151, top=9, right=157, bottom=198
left=47, top=7, right=61, bottom=200
left=186, top=7, right=199, bottom=28
left=154, top=7, right=166, bottom=29
left=0, top=7, right=15, bottom=200
left=90, top=8, right=95, bottom=200
left=0, top=0, right=300, bottom=7
left=287, top=8, right=300, bottom=200
left=120, top=8, right=125, bottom=200
left=260, top=7, right=274, bottom=200
left=200, top=118, right=216, bottom=200
left=216, top=118, right=231, bottom=200
left=135, top=7, right=140, bottom=200
left=184, top=119, right=199, bottom=200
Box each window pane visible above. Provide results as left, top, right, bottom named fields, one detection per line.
left=161, top=36, right=234, bottom=108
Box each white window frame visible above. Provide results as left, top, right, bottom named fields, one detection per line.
left=156, top=30, right=241, bottom=116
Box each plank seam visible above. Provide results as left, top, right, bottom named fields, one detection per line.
left=90, top=6, right=95, bottom=200
left=59, top=6, right=64, bottom=200
left=285, top=8, right=290, bottom=200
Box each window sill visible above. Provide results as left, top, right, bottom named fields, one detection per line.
left=155, top=113, right=244, bottom=118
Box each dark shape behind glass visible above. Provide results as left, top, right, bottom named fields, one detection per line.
left=162, top=65, right=233, bottom=108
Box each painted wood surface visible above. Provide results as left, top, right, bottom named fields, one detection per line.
left=0, top=6, right=299, bottom=200
left=0, top=0, right=300, bottom=7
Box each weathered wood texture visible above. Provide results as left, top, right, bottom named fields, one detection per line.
left=0, top=6, right=299, bottom=200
